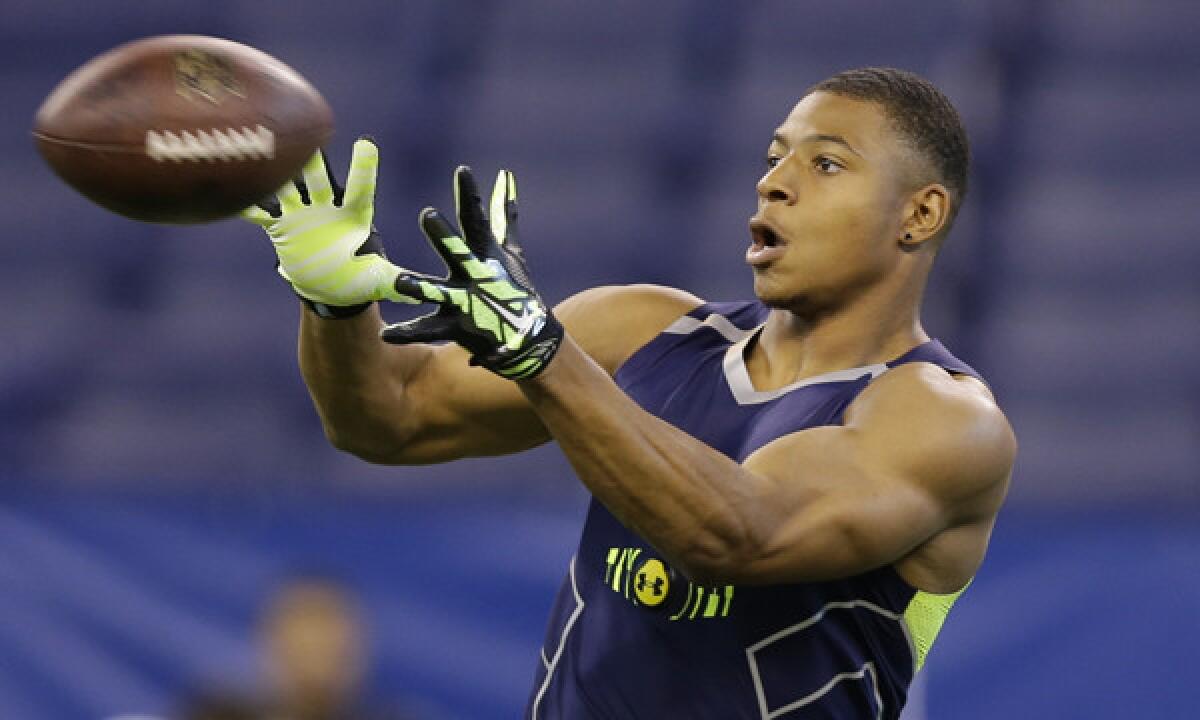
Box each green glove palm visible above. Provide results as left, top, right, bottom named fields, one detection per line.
left=242, top=137, right=421, bottom=315
left=381, top=167, right=563, bottom=380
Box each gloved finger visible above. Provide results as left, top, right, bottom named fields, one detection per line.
left=453, top=165, right=493, bottom=256
left=490, top=168, right=524, bottom=256
left=300, top=150, right=335, bottom=205
left=240, top=202, right=275, bottom=225
left=419, top=207, right=474, bottom=281
left=257, top=194, right=282, bottom=218
left=391, top=268, right=457, bottom=305
left=343, top=137, right=380, bottom=210
left=380, top=313, right=460, bottom=345
left=276, top=174, right=305, bottom=211
left=488, top=168, right=510, bottom=242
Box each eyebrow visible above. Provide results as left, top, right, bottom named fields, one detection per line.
left=771, top=131, right=864, bottom=158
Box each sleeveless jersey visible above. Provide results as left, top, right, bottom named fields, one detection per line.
left=526, top=301, right=983, bottom=720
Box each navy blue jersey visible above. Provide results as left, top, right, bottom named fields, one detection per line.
left=527, top=301, right=982, bottom=720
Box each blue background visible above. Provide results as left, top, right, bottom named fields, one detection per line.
left=2, top=0, right=1197, bottom=717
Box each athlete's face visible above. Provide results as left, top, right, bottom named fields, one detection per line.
left=749, top=92, right=918, bottom=312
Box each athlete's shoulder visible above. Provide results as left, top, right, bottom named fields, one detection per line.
left=848, top=362, right=1015, bottom=518
left=556, top=284, right=705, bottom=375
left=859, top=358, right=1003, bottom=425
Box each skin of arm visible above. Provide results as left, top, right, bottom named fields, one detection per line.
left=517, top=337, right=1016, bottom=586
left=297, top=284, right=702, bottom=464
left=300, top=273, right=1014, bottom=587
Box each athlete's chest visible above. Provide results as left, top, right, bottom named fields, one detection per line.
left=616, top=332, right=871, bottom=462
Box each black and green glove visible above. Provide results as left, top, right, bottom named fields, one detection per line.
left=380, top=166, right=563, bottom=380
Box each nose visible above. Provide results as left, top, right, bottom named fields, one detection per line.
left=756, top=160, right=796, bottom=205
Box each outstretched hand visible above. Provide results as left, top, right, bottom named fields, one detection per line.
left=381, top=166, right=563, bottom=380
left=241, top=137, right=431, bottom=316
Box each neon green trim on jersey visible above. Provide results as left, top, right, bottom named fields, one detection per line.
left=670, top=583, right=695, bottom=621
left=611, top=549, right=628, bottom=593
left=903, top=581, right=970, bottom=671
left=604, top=547, right=619, bottom=584
left=624, top=548, right=641, bottom=601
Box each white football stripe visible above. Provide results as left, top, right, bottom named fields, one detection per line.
left=145, top=125, right=275, bottom=163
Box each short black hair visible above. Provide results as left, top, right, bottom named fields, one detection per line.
left=810, top=67, right=970, bottom=228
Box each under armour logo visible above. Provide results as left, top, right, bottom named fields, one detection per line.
left=636, top=572, right=666, bottom=597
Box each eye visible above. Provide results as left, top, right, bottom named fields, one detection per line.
left=814, top=156, right=843, bottom=175
left=765, top=154, right=782, bottom=169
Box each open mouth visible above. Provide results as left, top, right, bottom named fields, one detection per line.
left=749, top=218, right=784, bottom=249
left=747, top=218, right=787, bottom=267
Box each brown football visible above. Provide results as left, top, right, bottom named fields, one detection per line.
left=33, top=35, right=333, bottom=224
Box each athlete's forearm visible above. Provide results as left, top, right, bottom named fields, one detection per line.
left=298, top=305, right=431, bottom=461
left=520, top=337, right=770, bottom=581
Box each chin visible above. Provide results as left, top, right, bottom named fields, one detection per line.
left=752, top=276, right=802, bottom=310
left=752, top=267, right=796, bottom=302
left=752, top=274, right=833, bottom=317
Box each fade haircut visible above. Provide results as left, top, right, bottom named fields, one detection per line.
left=810, top=67, right=970, bottom=230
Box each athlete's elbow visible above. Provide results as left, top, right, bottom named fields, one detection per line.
left=676, top=548, right=759, bottom=586
left=677, top=519, right=852, bottom=586
left=675, top=556, right=737, bottom=586
left=326, top=427, right=388, bottom=463
left=323, top=422, right=415, bottom=465
left=673, top=524, right=767, bottom=585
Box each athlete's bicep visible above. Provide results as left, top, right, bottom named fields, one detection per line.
left=393, top=284, right=703, bottom=463
left=557, top=284, right=704, bottom=374
left=735, top=426, right=942, bottom=583
left=736, top=365, right=1015, bottom=583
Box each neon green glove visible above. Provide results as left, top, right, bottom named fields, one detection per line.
left=241, top=137, right=421, bottom=317
left=380, top=166, right=563, bottom=380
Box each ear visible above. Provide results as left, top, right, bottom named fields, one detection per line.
left=899, top=183, right=950, bottom=250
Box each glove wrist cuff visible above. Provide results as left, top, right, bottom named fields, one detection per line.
left=298, top=295, right=374, bottom=319
left=472, top=313, right=565, bottom=380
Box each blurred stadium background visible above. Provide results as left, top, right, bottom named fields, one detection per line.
left=2, top=0, right=1198, bottom=717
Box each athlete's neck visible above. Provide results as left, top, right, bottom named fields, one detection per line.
left=747, top=291, right=927, bottom=391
